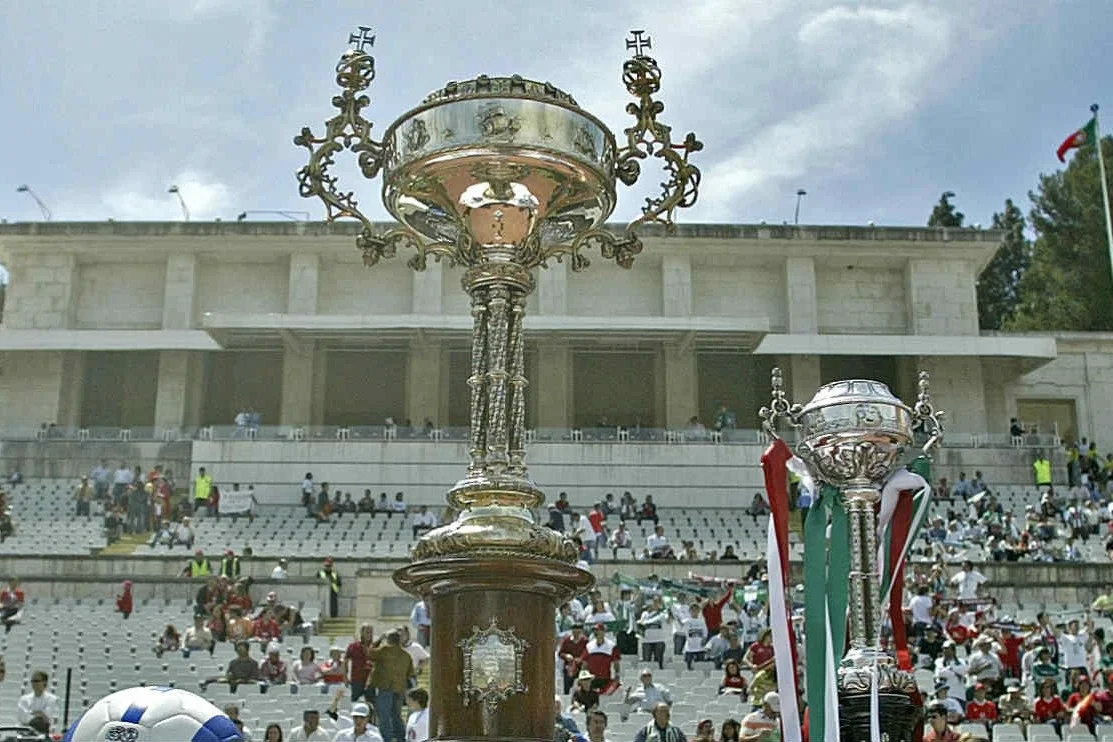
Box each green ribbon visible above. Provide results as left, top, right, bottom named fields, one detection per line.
left=804, top=484, right=849, bottom=739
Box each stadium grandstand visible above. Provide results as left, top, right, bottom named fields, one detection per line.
left=2, top=220, right=1113, bottom=740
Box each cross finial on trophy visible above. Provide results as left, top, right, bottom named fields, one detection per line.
left=758, top=367, right=798, bottom=439
left=626, top=29, right=652, bottom=57
left=348, top=25, right=376, bottom=53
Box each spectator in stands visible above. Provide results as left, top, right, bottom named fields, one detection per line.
left=681, top=602, right=708, bottom=670
left=376, top=492, right=391, bottom=516
left=392, top=492, right=407, bottom=515
left=1066, top=676, right=1092, bottom=713
left=934, top=640, right=967, bottom=699
left=637, top=596, right=669, bottom=669
left=319, top=646, right=345, bottom=685
left=112, top=462, right=132, bottom=505
left=613, top=588, right=639, bottom=656
left=746, top=493, right=769, bottom=522
left=950, top=560, right=988, bottom=600
left=624, top=667, right=673, bottom=715
left=693, top=719, right=715, bottom=742
left=1060, top=617, right=1094, bottom=678
left=152, top=624, right=181, bottom=659
left=609, top=521, right=633, bottom=559
left=739, top=692, right=779, bottom=741
left=183, top=549, right=212, bottom=579
left=183, top=613, right=214, bottom=656
left=637, top=495, right=659, bottom=527
left=222, top=706, right=253, bottom=742
left=582, top=709, right=608, bottom=742
left=319, top=557, right=341, bottom=618
left=705, top=625, right=733, bottom=669
left=559, top=622, right=588, bottom=694
left=646, top=525, right=674, bottom=560
left=271, top=558, right=289, bottom=580
left=398, top=626, right=429, bottom=679
left=115, top=579, right=133, bottom=619
left=405, top=689, right=430, bottom=742
left=258, top=642, right=289, bottom=687
left=220, top=549, right=241, bottom=580
left=410, top=599, right=430, bottom=648
left=201, top=640, right=259, bottom=692
left=0, top=577, right=25, bottom=633
left=254, top=606, right=283, bottom=643
left=932, top=682, right=963, bottom=724
left=620, top=492, right=637, bottom=522
left=719, top=658, right=748, bottom=697
left=1034, top=451, right=1053, bottom=491
left=921, top=700, right=959, bottom=742
left=334, top=701, right=382, bottom=742
left=555, top=696, right=580, bottom=739
left=998, top=679, right=1032, bottom=728
left=263, top=722, right=283, bottom=742
left=953, top=472, right=975, bottom=500
left=207, top=605, right=227, bottom=643
left=583, top=623, right=621, bottom=693
left=288, top=709, right=330, bottom=742
left=370, top=629, right=413, bottom=742
left=1030, top=645, right=1059, bottom=693
left=358, top=490, right=374, bottom=514
left=74, top=476, right=93, bottom=518
left=193, top=467, right=213, bottom=517
left=411, top=506, right=437, bottom=540
left=17, top=671, right=59, bottom=727
left=91, top=460, right=110, bottom=503
left=1070, top=686, right=1113, bottom=735
left=571, top=670, right=600, bottom=712
left=346, top=623, right=376, bottom=703
left=1034, top=678, right=1066, bottom=732
left=315, top=482, right=331, bottom=521
left=719, top=719, right=741, bottom=742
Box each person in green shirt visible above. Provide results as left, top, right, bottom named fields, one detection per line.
left=193, top=467, right=213, bottom=517
left=1031, top=646, right=1061, bottom=695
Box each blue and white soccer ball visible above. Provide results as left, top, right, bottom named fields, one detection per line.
left=63, top=686, right=242, bottom=742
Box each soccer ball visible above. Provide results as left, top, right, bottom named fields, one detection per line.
left=62, top=686, right=242, bottom=742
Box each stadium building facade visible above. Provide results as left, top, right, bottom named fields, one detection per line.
left=0, top=221, right=1108, bottom=444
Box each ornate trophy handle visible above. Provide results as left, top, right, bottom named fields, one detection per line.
left=294, top=37, right=428, bottom=269
left=758, top=367, right=802, bottom=440
left=553, top=31, right=702, bottom=273
left=913, top=371, right=946, bottom=456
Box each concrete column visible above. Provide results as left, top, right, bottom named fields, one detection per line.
left=311, top=347, right=328, bottom=425
left=162, top=254, right=197, bottom=329
left=287, top=253, right=320, bottom=314
left=664, top=342, right=698, bottom=428
left=537, top=261, right=568, bottom=315
left=662, top=255, right=692, bottom=317
left=412, top=262, right=444, bottom=314
left=783, top=355, right=821, bottom=404
left=406, top=343, right=443, bottom=426
left=56, top=351, right=85, bottom=427
left=536, top=343, right=572, bottom=428
left=785, top=257, right=818, bottom=333
left=154, top=350, right=205, bottom=430
left=917, top=356, right=987, bottom=434
left=280, top=345, right=314, bottom=425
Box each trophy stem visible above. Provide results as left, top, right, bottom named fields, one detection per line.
left=845, top=484, right=881, bottom=651
left=466, top=291, right=489, bottom=476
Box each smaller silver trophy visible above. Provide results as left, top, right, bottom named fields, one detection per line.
left=760, top=370, right=944, bottom=741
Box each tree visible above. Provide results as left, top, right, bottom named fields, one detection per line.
left=1009, top=136, right=1113, bottom=331
left=976, top=199, right=1031, bottom=330
left=927, top=191, right=965, bottom=227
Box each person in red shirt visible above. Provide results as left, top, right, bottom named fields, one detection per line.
left=719, top=658, right=748, bottom=697
left=115, top=580, right=133, bottom=620
left=587, top=504, right=607, bottom=554
left=0, top=577, right=26, bottom=634
left=558, top=623, right=589, bottom=695
left=1071, top=688, right=1113, bottom=734
left=702, top=584, right=735, bottom=636
left=581, top=624, right=621, bottom=694
left=252, top=608, right=282, bottom=643
left=345, top=622, right=376, bottom=702
left=1033, top=678, right=1067, bottom=730
left=319, top=646, right=346, bottom=684
left=965, top=683, right=998, bottom=724
left=1067, top=676, right=1093, bottom=712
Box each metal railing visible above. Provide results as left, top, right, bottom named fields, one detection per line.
left=1, top=424, right=1063, bottom=449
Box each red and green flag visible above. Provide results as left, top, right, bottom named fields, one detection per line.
left=1057, top=117, right=1098, bottom=162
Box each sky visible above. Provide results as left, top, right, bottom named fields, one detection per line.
left=1, top=0, right=1111, bottom=236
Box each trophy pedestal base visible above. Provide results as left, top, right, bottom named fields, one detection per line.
left=835, top=652, right=922, bottom=742
left=395, top=554, right=592, bottom=742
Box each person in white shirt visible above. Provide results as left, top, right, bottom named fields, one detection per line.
left=908, top=585, right=935, bottom=633
left=1059, top=617, right=1094, bottom=674
left=183, top=613, right=215, bottom=656
left=17, top=671, right=59, bottom=726
left=333, top=702, right=383, bottom=742
left=637, top=596, right=669, bottom=669
left=410, top=506, right=437, bottom=540
left=681, top=603, right=708, bottom=670
left=950, top=560, right=987, bottom=600
left=623, top=668, right=673, bottom=715
left=645, top=526, right=672, bottom=559
left=399, top=626, right=430, bottom=677
left=410, top=600, right=431, bottom=647
left=288, top=709, right=331, bottom=742
left=404, top=688, right=430, bottom=742
left=271, top=558, right=289, bottom=580
left=392, top=492, right=408, bottom=514
left=609, top=522, right=633, bottom=559
left=294, top=646, right=324, bottom=685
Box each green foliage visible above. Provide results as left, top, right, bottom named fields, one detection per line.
left=1009, top=136, right=1113, bottom=331
left=976, top=199, right=1031, bottom=330
left=927, top=191, right=965, bottom=228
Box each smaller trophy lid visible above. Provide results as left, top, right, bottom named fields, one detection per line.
left=799, top=379, right=910, bottom=416
left=422, top=74, right=580, bottom=109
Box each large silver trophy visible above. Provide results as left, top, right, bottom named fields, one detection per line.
left=760, top=370, right=944, bottom=741
left=294, top=27, right=702, bottom=740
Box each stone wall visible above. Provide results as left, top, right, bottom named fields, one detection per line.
left=3, top=252, right=77, bottom=329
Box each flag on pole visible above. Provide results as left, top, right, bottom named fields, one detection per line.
left=1057, top=116, right=1098, bottom=162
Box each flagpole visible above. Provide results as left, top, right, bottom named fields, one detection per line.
left=1093, top=103, right=1113, bottom=287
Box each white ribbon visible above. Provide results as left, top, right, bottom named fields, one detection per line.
left=766, top=517, right=803, bottom=741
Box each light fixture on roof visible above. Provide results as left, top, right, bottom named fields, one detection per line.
left=167, top=185, right=190, bottom=222
left=15, top=185, right=51, bottom=222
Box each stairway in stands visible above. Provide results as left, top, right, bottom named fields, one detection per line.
left=318, top=616, right=356, bottom=642
left=99, top=532, right=151, bottom=556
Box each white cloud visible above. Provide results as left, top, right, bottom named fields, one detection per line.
left=101, top=172, right=235, bottom=222
left=696, top=3, right=956, bottom=219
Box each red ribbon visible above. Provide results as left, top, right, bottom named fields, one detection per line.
left=888, top=491, right=914, bottom=670
left=761, top=439, right=801, bottom=692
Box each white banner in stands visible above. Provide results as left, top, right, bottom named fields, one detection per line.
left=221, top=490, right=253, bottom=514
